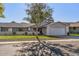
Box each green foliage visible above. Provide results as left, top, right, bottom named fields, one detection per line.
left=0, top=3, right=5, bottom=18
left=24, top=3, right=54, bottom=42
left=0, top=35, right=56, bottom=40
left=25, top=3, right=53, bottom=26
left=70, top=34, right=79, bottom=36
left=11, top=21, right=16, bottom=23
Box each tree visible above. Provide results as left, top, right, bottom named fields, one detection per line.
left=11, top=21, right=16, bottom=23
left=25, top=3, right=53, bottom=43
left=0, top=3, right=5, bottom=18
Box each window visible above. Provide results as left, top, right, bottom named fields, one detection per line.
left=73, top=27, right=76, bottom=30
left=1, top=27, right=8, bottom=32
left=18, top=28, right=23, bottom=31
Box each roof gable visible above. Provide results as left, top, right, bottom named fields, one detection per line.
left=48, top=22, right=69, bottom=26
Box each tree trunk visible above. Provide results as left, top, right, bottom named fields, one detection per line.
left=35, top=27, right=41, bottom=43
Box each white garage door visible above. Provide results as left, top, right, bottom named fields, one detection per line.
left=49, top=28, right=66, bottom=35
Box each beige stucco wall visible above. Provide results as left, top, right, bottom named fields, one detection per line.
left=0, top=31, right=26, bottom=35
left=8, top=28, right=12, bottom=32
left=66, top=26, right=69, bottom=33
left=16, top=31, right=25, bottom=35
left=0, top=32, right=12, bottom=35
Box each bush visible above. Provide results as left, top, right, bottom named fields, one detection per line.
left=12, top=32, right=16, bottom=35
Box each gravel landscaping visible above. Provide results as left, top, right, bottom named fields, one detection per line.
left=15, top=42, right=79, bottom=56
left=0, top=41, right=79, bottom=56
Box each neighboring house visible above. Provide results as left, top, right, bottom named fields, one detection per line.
left=69, top=22, right=79, bottom=34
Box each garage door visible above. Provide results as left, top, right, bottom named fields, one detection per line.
left=49, top=28, right=66, bottom=35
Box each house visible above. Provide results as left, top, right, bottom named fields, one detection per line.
left=0, top=23, right=34, bottom=35
left=0, top=21, right=78, bottom=35
left=0, top=19, right=54, bottom=35
left=69, top=22, right=79, bottom=34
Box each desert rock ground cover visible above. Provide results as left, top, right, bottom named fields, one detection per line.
left=0, top=40, right=79, bottom=56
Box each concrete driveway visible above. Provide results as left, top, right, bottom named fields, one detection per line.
left=57, top=35, right=79, bottom=39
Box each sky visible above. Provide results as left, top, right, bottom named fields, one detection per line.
left=0, top=3, right=79, bottom=23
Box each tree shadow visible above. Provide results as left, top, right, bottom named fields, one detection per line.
left=15, top=42, right=73, bottom=56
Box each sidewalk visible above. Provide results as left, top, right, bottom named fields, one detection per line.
left=0, top=39, right=79, bottom=44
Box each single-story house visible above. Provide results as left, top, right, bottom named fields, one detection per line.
left=69, top=22, right=79, bottom=34
left=0, top=21, right=78, bottom=35
left=0, top=23, right=34, bottom=35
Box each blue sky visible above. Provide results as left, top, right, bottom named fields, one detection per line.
left=0, top=3, right=79, bottom=23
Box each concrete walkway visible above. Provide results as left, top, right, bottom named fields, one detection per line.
left=0, top=39, right=79, bottom=44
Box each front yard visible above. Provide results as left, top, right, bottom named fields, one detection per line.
left=0, top=40, right=79, bottom=56
left=70, top=34, right=79, bottom=36
left=0, top=35, right=58, bottom=41
left=0, top=35, right=79, bottom=56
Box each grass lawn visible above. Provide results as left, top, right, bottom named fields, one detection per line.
left=70, top=34, right=79, bottom=36
left=0, top=35, right=58, bottom=41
